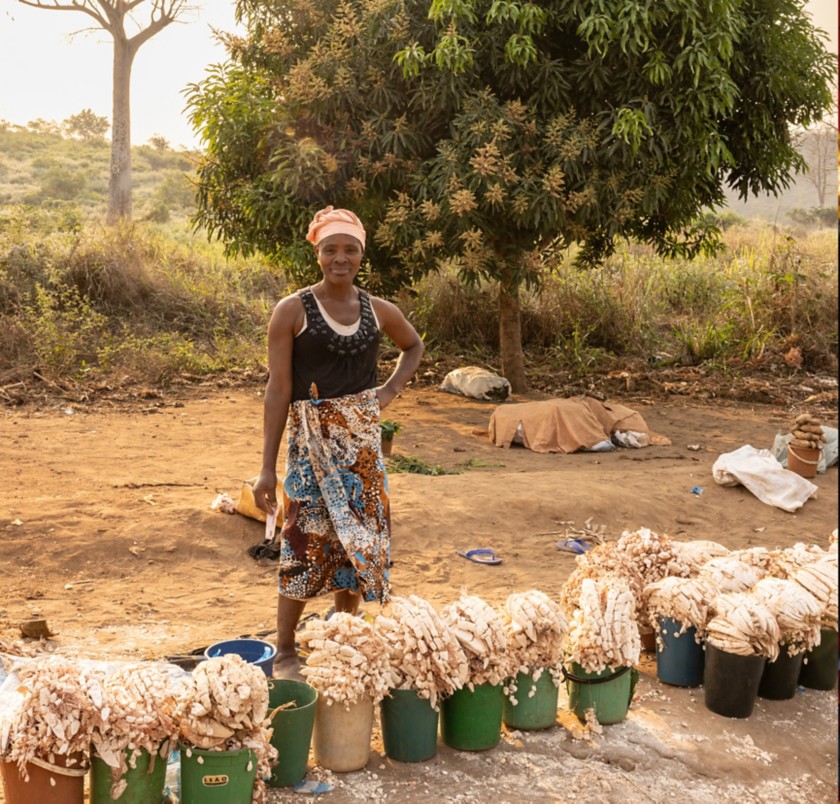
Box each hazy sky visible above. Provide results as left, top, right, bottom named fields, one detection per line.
left=1, top=0, right=243, bottom=148
left=0, top=0, right=837, bottom=149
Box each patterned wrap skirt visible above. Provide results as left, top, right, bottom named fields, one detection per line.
left=277, top=388, right=390, bottom=603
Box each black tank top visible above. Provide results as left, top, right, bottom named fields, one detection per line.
left=291, top=288, right=381, bottom=402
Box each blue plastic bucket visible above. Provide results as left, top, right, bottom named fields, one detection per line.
left=204, top=639, right=277, bottom=677
left=656, top=617, right=704, bottom=687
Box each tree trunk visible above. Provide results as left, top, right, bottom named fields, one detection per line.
left=498, top=280, right=528, bottom=393
left=108, top=38, right=135, bottom=222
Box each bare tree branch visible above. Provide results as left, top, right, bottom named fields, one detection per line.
left=17, top=0, right=108, bottom=28
left=128, top=0, right=191, bottom=51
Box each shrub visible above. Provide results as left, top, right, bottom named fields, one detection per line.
left=37, top=166, right=87, bottom=201
left=144, top=200, right=171, bottom=223
left=23, top=284, right=108, bottom=377
left=152, top=171, right=195, bottom=209
left=148, top=135, right=170, bottom=152
left=788, top=207, right=835, bottom=228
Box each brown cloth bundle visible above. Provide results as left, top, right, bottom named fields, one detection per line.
left=489, top=396, right=669, bottom=453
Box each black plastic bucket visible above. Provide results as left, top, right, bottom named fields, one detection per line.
left=703, top=643, right=765, bottom=718
left=798, top=628, right=838, bottom=691
left=758, top=650, right=804, bottom=700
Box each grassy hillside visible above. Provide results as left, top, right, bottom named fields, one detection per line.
left=0, top=123, right=197, bottom=223
left=0, top=120, right=836, bottom=399
left=1, top=121, right=836, bottom=227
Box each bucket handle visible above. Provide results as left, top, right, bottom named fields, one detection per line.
left=269, top=700, right=298, bottom=720
left=561, top=665, right=631, bottom=685
left=788, top=445, right=821, bottom=465
left=26, top=756, right=88, bottom=777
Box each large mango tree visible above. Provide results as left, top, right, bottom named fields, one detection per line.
left=187, top=0, right=833, bottom=391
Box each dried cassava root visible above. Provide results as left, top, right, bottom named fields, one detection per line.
left=2, top=657, right=102, bottom=779
left=706, top=593, right=781, bottom=661
left=502, top=590, right=568, bottom=700
left=376, top=596, right=468, bottom=711
left=750, top=578, right=822, bottom=656
left=92, top=663, right=186, bottom=800
left=564, top=578, right=640, bottom=674
left=440, top=593, right=512, bottom=690
left=643, top=576, right=718, bottom=644
left=792, top=557, right=838, bottom=630
left=561, top=528, right=692, bottom=629
left=298, top=613, right=394, bottom=707
left=178, top=654, right=276, bottom=804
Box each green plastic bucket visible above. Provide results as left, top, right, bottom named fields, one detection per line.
left=380, top=688, right=439, bottom=762
left=565, top=663, right=632, bottom=725
left=267, top=679, right=317, bottom=787
left=179, top=745, right=256, bottom=804
left=440, top=683, right=503, bottom=751
left=798, top=627, right=838, bottom=691
left=503, top=671, right=559, bottom=730
left=91, top=746, right=166, bottom=803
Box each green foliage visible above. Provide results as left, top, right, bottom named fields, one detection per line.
left=153, top=171, right=196, bottom=209
left=387, top=455, right=459, bottom=475
left=148, top=135, right=171, bottom=152
left=63, top=109, right=110, bottom=143
left=0, top=211, right=835, bottom=387
left=144, top=199, right=171, bottom=223
left=380, top=418, right=402, bottom=439
left=0, top=214, right=287, bottom=384
left=26, top=119, right=62, bottom=137
left=700, top=209, right=747, bottom=231
left=24, top=284, right=108, bottom=377
left=188, top=0, right=833, bottom=298
left=0, top=126, right=196, bottom=217
left=36, top=165, right=87, bottom=201
left=398, top=223, right=838, bottom=371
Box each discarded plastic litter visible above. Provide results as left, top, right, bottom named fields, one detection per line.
left=691, top=486, right=703, bottom=495
left=293, top=779, right=333, bottom=794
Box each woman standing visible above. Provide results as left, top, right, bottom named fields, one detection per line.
left=252, top=207, right=424, bottom=678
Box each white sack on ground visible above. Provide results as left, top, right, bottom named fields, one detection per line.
left=440, top=366, right=512, bottom=401
left=712, top=445, right=818, bottom=512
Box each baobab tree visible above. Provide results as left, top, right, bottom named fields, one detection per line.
left=17, top=0, right=192, bottom=221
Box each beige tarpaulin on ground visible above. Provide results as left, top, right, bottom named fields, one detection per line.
left=488, top=396, right=670, bottom=453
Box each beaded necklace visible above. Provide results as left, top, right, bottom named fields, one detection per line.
left=300, top=288, right=379, bottom=356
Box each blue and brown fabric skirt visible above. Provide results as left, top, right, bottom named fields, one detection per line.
left=277, top=388, right=390, bottom=604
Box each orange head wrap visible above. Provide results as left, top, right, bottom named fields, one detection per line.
left=305, top=206, right=366, bottom=249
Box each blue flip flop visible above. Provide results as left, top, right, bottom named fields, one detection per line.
left=456, top=548, right=503, bottom=565
left=555, top=538, right=592, bottom=554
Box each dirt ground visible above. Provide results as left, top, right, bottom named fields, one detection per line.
left=1, top=384, right=838, bottom=802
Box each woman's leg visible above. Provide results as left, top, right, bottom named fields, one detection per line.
left=334, top=588, right=362, bottom=614
left=274, top=594, right=306, bottom=679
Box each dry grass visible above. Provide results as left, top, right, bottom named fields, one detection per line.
left=0, top=193, right=836, bottom=391
left=404, top=222, right=838, bottom=375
